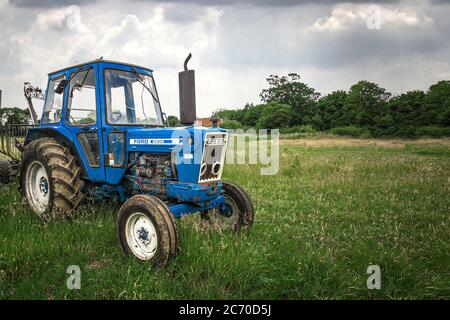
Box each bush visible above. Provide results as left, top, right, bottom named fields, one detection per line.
left=330, top=126, right=371, bottom=138
left=256, top=103, right=293, bottom=129
left=221, top=119, right=243, bottom=129
left=414, top=126, right=450, bottom=138
left=395, top=126, right=418, bottom=138
left=279, top=125, right=317, bottom=134
left=167, top=116, right=181, bottom=127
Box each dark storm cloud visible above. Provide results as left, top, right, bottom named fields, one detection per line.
left=2, top=0, right=450, bottom=110
left=431, top=0, right=450, bottom=4
left=205, top=1, right=450, bottom=70
left=8, top=0, right=93, bottom=7
left=300, top=28, right=443, bottom=69
left=9, top=0, right=400, bottom=8
left=141, top=0, right=400, bottom=6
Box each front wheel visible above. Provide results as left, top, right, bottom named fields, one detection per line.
left=202, top=182, right=255, bottom=232
left=117, top=195, right=179, bottom=266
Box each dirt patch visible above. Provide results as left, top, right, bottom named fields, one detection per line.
left=280, top=137, right=450, bottom=148
left=87, top=258, right=113, bottom=269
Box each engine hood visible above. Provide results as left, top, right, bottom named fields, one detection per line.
left=126, top=125, right=228, bottom=183
left=127, top=125, right=226, bottom=153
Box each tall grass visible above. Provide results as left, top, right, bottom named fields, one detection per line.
left=0, top=139, right=449, bottom=299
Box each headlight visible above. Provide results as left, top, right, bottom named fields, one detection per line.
left=200, top=163, right=207, bottom=176
left=211, top=161, right=221, bottom=175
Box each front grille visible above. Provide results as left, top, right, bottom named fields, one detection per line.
left=198, top=132, right=228, bottom=182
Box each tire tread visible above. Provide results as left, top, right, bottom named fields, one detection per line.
left=19, top=138, right=84, bottom=219
left=117, top=194, right=179, bottom=266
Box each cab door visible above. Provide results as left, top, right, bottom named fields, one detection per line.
left=98, top=62, right=162, bottom=185
left=97, top=62, right=140, bottom=185
left=62, top=63, right=106, bottom=182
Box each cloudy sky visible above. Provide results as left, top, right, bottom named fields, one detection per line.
left=1, top=0, right=450, bottom=117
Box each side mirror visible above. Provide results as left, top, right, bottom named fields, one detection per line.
left=55, top=79, right=68, bottom=95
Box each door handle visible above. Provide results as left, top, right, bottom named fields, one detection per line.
left=80, top=126, right=98, bottom=133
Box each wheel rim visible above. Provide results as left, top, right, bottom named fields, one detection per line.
left=125, top=212, right=158, bottom=260
left=26, top=161, right=50, bottom=214
left=210, top=195, right=239, bottom=229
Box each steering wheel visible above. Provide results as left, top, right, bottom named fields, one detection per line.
left=111, top=111, right=123, bottom=123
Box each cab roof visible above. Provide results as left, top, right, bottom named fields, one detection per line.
left=48, top=59, right=153, bottom=75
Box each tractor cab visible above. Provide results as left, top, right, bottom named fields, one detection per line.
left=34, top=60, right=165, bottom=182
left=43, top=60, right=163, bottom=126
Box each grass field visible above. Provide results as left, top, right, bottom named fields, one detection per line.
left=0, top=137, right=449, bottom=299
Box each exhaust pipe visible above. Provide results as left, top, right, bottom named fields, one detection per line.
left=178, top=53, right=197, bottom=125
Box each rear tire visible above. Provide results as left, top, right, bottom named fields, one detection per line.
left=0, top=160, right=12, bottom=184
left=117, top=195, right=179, bottom=267
left=19, top=138, right=85, bottom=219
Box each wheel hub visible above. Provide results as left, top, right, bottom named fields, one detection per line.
left=39, top=177, right=49, bottom=195
left=125, top=212, right=158, bottom=260
left=220, top=202, right=234, bottom=217
left=25, top=161, right=50, bottom=214
left=137, top=226, right=150, bottom=245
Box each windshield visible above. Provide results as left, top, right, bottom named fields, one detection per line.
left=105, top=69, right=163, bottom=126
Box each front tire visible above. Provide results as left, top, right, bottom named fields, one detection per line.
left=117, top=195, right=179, bottom=266
left=203, top=182, right=255, bottom=232
left=19, top=138, right=85, bottom=219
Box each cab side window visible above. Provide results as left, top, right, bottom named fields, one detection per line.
left=42, top=76, right=64, bottom=124
left=78, top=132, right=100, bottom=167
left=67, top=68, right=97, bottom=126
left=67, top=68, right=100, bottom=167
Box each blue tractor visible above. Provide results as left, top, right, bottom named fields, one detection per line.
left=18, top=55, right=254, bottom=266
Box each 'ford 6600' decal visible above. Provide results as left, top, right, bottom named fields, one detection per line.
left=129, top=138, right=181, bottom=145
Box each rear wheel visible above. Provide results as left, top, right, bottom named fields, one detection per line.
left=19, top=138, right=85, bottom=219
left=202, top=182, right=255, bottom=232
left=0, top=160, right=12, bottom=184
left=117, top=195, right=179, bottom=266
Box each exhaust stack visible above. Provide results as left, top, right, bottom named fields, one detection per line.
left=178, top=53, right=196, bottom=125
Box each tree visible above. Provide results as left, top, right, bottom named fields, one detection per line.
left=167, top=115, right=181, bottom=127
left=421, top=81, right=450, bottom=126
left=342, top=81, right=391, bottom=133
left=437, top=102, right=450, bottom=127
left=315, top=90, right=348, bottom=130
left=0, top=107, right=31, bottom=125
left=260, top=73, right=320, bottom=126
left=221, top=119, right=243, bottom=129
left=213, top=74, right=450, bottom=137
left=214, top=108, right=244, bottom=122
left=256, top=103, right=293, bottom=129
left=389, top=90, right=425, bottom=135
left=241, top=103, right=266, bottom=127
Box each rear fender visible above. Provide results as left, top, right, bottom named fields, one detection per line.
left=24, top=127, right=89, bottom=179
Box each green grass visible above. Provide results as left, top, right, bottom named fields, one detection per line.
left=0, top=139, right=449, bottom=299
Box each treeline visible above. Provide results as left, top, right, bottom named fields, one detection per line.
left=0, top=107, right=32, bottom=126
left=214, top=74, right=450, bottom=138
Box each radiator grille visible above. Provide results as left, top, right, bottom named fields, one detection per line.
left=198, top=132, right=228, bottom=182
